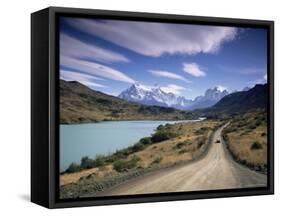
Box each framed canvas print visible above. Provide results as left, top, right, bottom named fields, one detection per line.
left=31, top=7, right=274, bottom=208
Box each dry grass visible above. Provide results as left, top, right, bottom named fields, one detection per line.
left=223, top=110, right=267, bottom=171
left=132, top=121, right=218, bottom=168
left=227, top=126, right=267, bottom=165
left=60, top=165, right=115, bottom=186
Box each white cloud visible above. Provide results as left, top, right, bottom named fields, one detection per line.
left=65, top=18, right=238, bottom=57
left=183, top=63, right=206, bottom=77
left=60, top=56, right=135, bottom=84
left=264, top=73, right=267, bottom=81
left=60, top=69, right=107, bottom=88
left=148, top=70, right=191, bottom=83
left=161, top=84, right=186, bottom=95
left=60, top=33, right=129, bottom=63
left=216, top=85, right=228, bottom=91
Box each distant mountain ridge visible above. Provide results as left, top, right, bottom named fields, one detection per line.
left=188, top=87, right=229, bottom=110
left=119, top=84, right=229, bottom=110
left=202, top=84, right=268, bottom=114
left=60, top=80, right=196, bottom=124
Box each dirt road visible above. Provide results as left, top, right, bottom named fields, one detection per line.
left=100, top=123, right=267, bottom=196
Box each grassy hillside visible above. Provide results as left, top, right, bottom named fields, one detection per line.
left=222, top=110, right=267, bottom=173
left=60, top=120, right=223, bottom=197
left=60, top=80, right=197, bottom=124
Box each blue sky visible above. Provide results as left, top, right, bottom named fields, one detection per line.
left=60, top=17, right=267, bottom=100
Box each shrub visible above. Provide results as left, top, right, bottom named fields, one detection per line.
left=157, top=124, right=164, bottom=130
left=151, top=131, right=177, bottom=143
left=113, top=155, right=140, bottom=172
left=261, top=132, right=266, bottom=137
left=222, top=133, right=228, bottom=141
left=108, top=140, right=150, bottom=163
left=255, top=120, right=261, bottom=127
left=240, top=131, right=248, bottom=136
left=195, top=127, right=210, bottom=135
left=80, top=155, right=105, bottom=169
left=151, top=157, right=163, bottom=164
left=174, top=142, right=187, bottom=149
left=111, top=150, right=128, bottom=159
left=248, top=124, right=257, bottom=130
left=66, top=163, right=81, bottom=173
left=237, top=121, right=247, bottom=128
left=139, top=137, right=152, bottom=145
left=197, top=137, right=206, bottom=148
left=92, top=155, right=105, bottom=167
left=251, top=141, right=263, bottom=150
left=165, top=123, right=172, bottom=128
left=80, top=156, right=94, bottom=169
left=178, top=149, right=188, bottom=154
left=105, top=153, right=122, bottom=163
left=131, top=142, right=145, bottom=152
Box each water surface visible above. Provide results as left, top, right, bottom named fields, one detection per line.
left=60, top=120, right=200, bottom=172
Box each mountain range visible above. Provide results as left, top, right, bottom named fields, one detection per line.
left=119, top=84, right=229, bottom=110
left=60, top=79, right=267, bottom=123
left=60, top=80, right=196, bottom=124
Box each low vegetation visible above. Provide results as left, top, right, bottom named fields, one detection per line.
left=222, top=110, right=267, bottom=173
left=113, top=155, right=141, bottom=172
left=65, top=163, right=81, bottom=173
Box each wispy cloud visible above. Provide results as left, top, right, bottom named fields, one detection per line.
left=60, top=69, right=107, bottom=88
left=183, top=63, right=206, bottom=77
left=239, top=68, right=265, bottom=75
left=161, top=84, right=186, bottom=95
left=60, top=33, right=130, bottom=63
left=61, top=56, right=135, bottom=84
left=219, top=65, right=266, bottom=76
left=247, top=73, right=268, bottom=87
left=148, top=69, right=191, bottom=83
left=60, top=32, right=135, bottom=88
left=64, top=18, right=238, bottom=57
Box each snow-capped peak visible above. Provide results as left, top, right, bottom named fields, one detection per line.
left=132, top=83, right=151, bottom=91
left=118, top=84, right=230, bottom=110
left=119, top=84, right=191, bottom=108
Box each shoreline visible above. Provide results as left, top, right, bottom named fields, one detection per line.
left=60, top=116, right=204, bottom=125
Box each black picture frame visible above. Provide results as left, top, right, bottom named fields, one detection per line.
left=31, top=6, right=274, bottom=209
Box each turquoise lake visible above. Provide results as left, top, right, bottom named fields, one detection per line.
left=60, top=120, right=200, bottom=172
